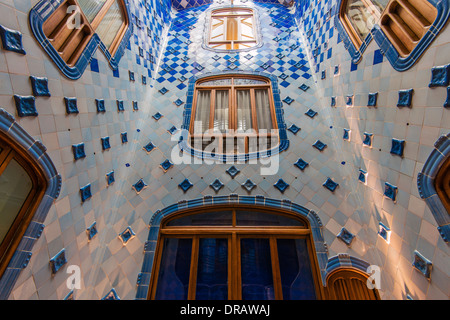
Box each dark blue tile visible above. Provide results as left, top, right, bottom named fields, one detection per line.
left=337, top=227, right=355, bottom=245
left=160, top=159, right=173, bottom=172
left=390, top=138, right=405, bottom=157
left=49, top=249, right=67, bottom=274
left=64, top=97, right=79, bottom=114
left=106, top=171, right=115, bottom=186
left=305, top=108, right=317, bottom=118
left=367, top=92, right=378, bottom=107
left=80, top=184, right=92, bottom=202
left=96, top=99, right=106, bottom=113
left=445, top=87, right=450, bottom=108
left=343, top=128, right=350, bottom=140
left=242, top=179, right=256, bottom=192
left=330, top=96, right=336, bottom=106
left=0, top=25, right=26, bottom=54
left=72, top=143, right=86, bottom=160
left=179, top=178, right=193, bottom=192
left=143, top=141, right=156, bottom=153
left=323, top=177, right=339, bottom=192
left=313, top=140, right=327, bottom=151
left=117, top=100, right=124, bottom=111
left=133, top=179, right=147, bottom=194
left=274, top=179, right=289, bottom=193
left=90, top=58, right=99, bottom=72
left=13, top=95, right=38, bottom=117
left=294, top=158, right=308, bottom=171
left=373, top=49, right=384, bottom=65
left=30, top=76, right=50, bottom=97
left=133, top=101, right=139, bottom=111
left=288, top=124, right=300, bottom=134
left=121, top=132, right=128, bottom=144
left=397, top=89, right=413, bottom=107
left=358, top=169, right=367, bottom=184
left=101, top=137, right=111, bottom=150
left=429, top=64, right=450, bottom=87
left=384, top=182, right=397, bottom=201
left=226, top=165, right=240, bottom=178
left=87, top=221, right=98, bottom=241
left=210, top=179, right=224, bottom=192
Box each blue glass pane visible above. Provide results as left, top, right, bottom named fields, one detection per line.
left=196, top=238, right=228, bottom=300
left=166, top=211, right=232, bottom=226
left=155, top=238, right=192, bottom=300
left=277, top=238, right=316, bottom=300
left=236, top=210, right=305, bottom=226
left=241, top=238, right=275, bottom=300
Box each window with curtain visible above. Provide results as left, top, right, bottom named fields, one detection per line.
left=42, top=0, right=128, bottom=66
left=339, top=0, right=389, bottom=47
left=0, top=134, right=46, bottom=279
left=148, top=208, right=321, bottom=300
left=208, top=8, right=258, bottom=50
left=189, top=75, right=278, bottom=155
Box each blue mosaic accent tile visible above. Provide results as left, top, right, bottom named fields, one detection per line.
left=299, top=84, right=309, bottom=91
left=274, top=179, right=289, bottom=193
left=330, top=96, right=336, bottom=107
left=119, top=226, right=136, bottom=245
left=168, top=125, right=178, bottom=135
left=367, top=92, right=378, bottom=107
left=313, top=140, right=327, bottom=151
left=160, top=159, right=174, bottom=172
left=346, top=95, right=353, bottom=106
left=397, top=89, right=413, bottom=107
left=132, top=179, right=147, bottom=194
left=152, top=112, right=163, bottom=120
left=294, top=158, right=309, bottom=171
left=384, top=182, right=397, bottom=201
left=305, top=109, right=317, bottom=118
left=390, top=138, right=405, bottom=157
left=117, top=100, right=125, bottom=112
left=101, top=137, right=111, bottom=150
left=363, top=133, right=373, bottom=147
left=288, top=124, right=300, bottom=134
left=80, top=184, right=92, bottom=202
left=86, top=221, right=98, bottom=241
left=283, top=96, right=294, bottom=105
left=358, top=169, right=368, bottom=184
left=334, top=65, right=340, bottom=75
left=337, top=227, right=355, bottom=246
left=242, top=179, right=256, bottom=192
left=121, top=132, right=128, bottom=144
left=445, top=87, right=450, bottom=108
left=49, top=249, right=66, bottom=274
left=210, top=179, right=224, bottom=192
left=174, top=98, right=184, bottom=107
left=412, top=251, right=432, bottom=279
left=323, top=177, right=339, bottom=192
left=0, top=25, right=26, bottom=54
left=106, top=171, right=115, bottom=186
left=226, top=165, right=240, bottom=178
left=72, top=143, right=86, bottom=161
left=13, top=95, right=38, bottom=117
left=378, top=222, right=390, bottom=243
left=143, top=141, right=156, bottom=154
left=102, top=288, right=120, bottom=300
left=321, top=70, right=326, bottom=79
left=30, top=76, right=50, bottom=97
left=429, top=64, right=450, bottom=87
left=133, top=101, right=139, bottom=111
left=129, top=70, right=135, bottom=81
left=343, top=128, right=350, bottom=141
left=64, top=97, right=79, bottom=114
left=90, top=58, right=99, bottom=72
left=96, top=99, right=106, bottom=113
left=179, top=178, right=193, bottom=193
left=142, top=75, right=147, bottom=85
left=373, top=49, right=384, bottom=65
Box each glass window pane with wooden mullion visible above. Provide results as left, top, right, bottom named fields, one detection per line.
left=94, top=0, right=125, bottom=50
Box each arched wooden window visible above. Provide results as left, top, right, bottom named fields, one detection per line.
left=325, top=268, right=380, bottom=300
left=0, top=133, right=46, bottom=278
left=189, top=75, right=279, bottom=155
left=339, top=0, right=388, bottom=48
left=148, top=207, right=324, bottom=300
left=208, top=8, right=259, bottom=51
left=42, top=0, right=129, bottom=66
left=435, top=155, right=450, bottom=214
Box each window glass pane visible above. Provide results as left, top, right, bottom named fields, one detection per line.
left=198, top=79, right=232, bottom=86
left=95, top=0, right=125, bottom=49
left=254, top=89, right=273, bottom=130
left=236, top=210, right=305, bottom=226
left=371, top=0, right=390, bottom=12
left=214, top=90, right=229, bottom=133
left=345, top=0, right=378, bottom=41
left=196, top=238, right=228, bottom=300
left=277, top=239, right=317, bottom=300
left=155, top=238, right=192, bottom=300
left=240, top=238, right=275, bottom=300
left=210, top=17, right=225, bottom=42
left=234, top=78, right=266, bottom=85
left=0, top=159, right=32, bottom=243
left=236, top=90, right=252, bottom=131
left=77, top=0, right=107, bottom=23
left=194, top=90, right=211, bottom=134
left=166, top=211, right=233, bottom=226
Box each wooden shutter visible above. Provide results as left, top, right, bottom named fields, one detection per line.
left=326, top=268, right=380, bottom=300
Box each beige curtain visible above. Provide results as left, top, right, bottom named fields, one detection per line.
left=194, top=90, right=211, bottom=134
left=255, top=89, right=273, bottom=130
left=214, top=90, right=229, bottom=133
left=236, top=90, right=252, bottom=131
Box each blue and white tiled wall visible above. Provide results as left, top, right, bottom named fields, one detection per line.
left=0, top=0, right=448, bottom=300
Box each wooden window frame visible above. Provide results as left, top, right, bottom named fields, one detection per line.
left=325, top=268, right=380, bottom=300
left=339, top=0, right=383, bottom=48
left=148, top=206, right=325, bottom=300
left=42, top=0, right=129, bottom=66
left=208, top=8, right=258, bottom=51
left=435, top=156, right=450, bottom=214
left=189, top=75, right=279, bottom=155
left=0, top=134, right=47, bottom=279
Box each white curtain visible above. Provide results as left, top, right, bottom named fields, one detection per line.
left=194, top=90, right=211, bottom=134
left=214, top=90, right=229, bottom=133
left=236, top=90, right=252, bottom=131
left=254, top=89, right=273, bottom=130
